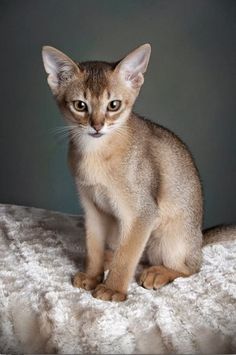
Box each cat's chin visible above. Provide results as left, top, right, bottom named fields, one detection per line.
left=88, top=132, right=104, bottom=138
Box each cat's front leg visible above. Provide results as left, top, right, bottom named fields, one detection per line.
left=73, top=196, right=107, bottom=291
left=92, top=216, right=155, bottom=301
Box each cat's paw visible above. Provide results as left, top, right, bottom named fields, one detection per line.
left=139, top=266, right=174, bottom=290
left=72, top=272, right=102, bottom=291
left=92, top=284, right=127, bottom=302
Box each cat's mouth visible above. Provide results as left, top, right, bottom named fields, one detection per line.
left=88, top=132, right=104, bottom=138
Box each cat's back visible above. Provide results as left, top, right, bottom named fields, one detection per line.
left=131, top=113, right=198, bottom=173
left=130, top=113, right=189, bottom=152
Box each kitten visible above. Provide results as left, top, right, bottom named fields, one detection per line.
left=41, top=44, right=230, bottom=302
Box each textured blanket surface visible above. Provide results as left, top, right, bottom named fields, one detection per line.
left=0, top=204, right=235, bottom=354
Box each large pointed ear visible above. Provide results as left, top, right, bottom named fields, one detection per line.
left=115, top=44, right=151, bottom=89
left=42, top=46, right=79, bottom=95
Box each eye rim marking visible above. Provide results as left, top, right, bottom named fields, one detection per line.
left=107, top=100, right=122, bottom=112
left=73, top=100, right=88, bottom=112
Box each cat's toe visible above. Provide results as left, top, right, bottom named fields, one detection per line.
left=139, top=266, right=171, bottom=290
left=92, top=284, right=127, bottom=302
left=72, top=272, right=101, bottom=290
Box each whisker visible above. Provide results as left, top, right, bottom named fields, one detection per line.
left=49, top=124, right=83, bottom=143
left=110, top=124, right=131, bottom=140
left=49, top=121, right=130, bottom=145
left=50, top=125, right=78, bottom=135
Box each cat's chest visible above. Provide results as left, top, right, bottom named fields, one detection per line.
left=78, top=152, right=112, bottom=186
left=89, top=184, right=114, bottom=214
left=77, top=154, right=121, bottom=215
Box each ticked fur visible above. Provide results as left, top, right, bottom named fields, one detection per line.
left=42, top=44, right=204, bottom=301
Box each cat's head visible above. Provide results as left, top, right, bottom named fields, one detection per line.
left=42, top=44, right=151, bottom=143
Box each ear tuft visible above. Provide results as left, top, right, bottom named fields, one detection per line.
left=42, top=46, right=78, bottom=95
left=115, top=43, right=151, bottom=88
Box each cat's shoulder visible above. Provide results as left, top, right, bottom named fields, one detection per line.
left=131, top=112, right=186, bottom=148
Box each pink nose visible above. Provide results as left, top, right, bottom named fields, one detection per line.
left=91, top=122, right=104, bottom=132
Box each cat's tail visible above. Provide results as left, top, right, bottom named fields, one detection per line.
left=203, top=224, right=236, bottom=246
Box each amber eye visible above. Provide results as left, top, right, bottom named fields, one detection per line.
left=107, top=100, right=121, bottom=112
left=73, top=100, right=88, bottom=112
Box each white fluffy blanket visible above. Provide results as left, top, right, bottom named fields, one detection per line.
left=0, top=204, right=235, bottom=354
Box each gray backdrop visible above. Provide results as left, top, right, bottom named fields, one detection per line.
left=0, top=0, right=235, bottom=228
